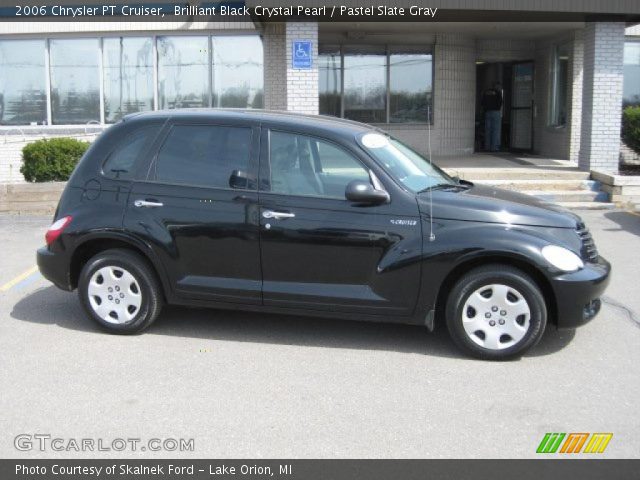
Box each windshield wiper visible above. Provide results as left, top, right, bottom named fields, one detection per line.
left=417, top=183, right=469, bottom=194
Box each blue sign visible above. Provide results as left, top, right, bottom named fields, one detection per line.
left=292, top=41, right=313, bottom=69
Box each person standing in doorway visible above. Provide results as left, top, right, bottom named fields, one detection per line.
left=481, top=82, right=503, bottom=152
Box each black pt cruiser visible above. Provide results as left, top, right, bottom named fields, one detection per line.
left=37, top=110, right=611, bottom=359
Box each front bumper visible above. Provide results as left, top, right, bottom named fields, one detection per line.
left=550, top=256, right=611, bottom=329
left=37, top=246, right=73, bottom=291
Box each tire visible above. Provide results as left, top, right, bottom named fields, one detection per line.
left=78, top=248, right=162, bottom=334
left=445, top=265, right=547, bottom=360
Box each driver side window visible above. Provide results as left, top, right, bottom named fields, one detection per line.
left=269, top=131, right=370, bottom=199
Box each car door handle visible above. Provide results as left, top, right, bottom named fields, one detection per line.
left=134, top=199, right=163, bottom=208
left=262, top=210, right=295, bottom=220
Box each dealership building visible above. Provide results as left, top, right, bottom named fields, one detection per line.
left=0, top=0, right=640, bottom=183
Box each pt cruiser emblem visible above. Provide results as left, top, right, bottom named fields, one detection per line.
left=36, top=109, right=611, bottom=360
left=390, top=219, right=417, bottom=226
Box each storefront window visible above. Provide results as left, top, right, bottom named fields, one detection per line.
left=0, top=40, right=47, bottom=125
left=212, top=36, right=263, bottom=108
left=103, top=37, right=154, bottom=123
left=343, top=49, right=387, bottom=123
left=319, top=45, right=433, bottom=124
left=0, top=34, right=264, bottom=125
left=390, top=52, right=433, bottom=123
left=549, top=44, right=569, bottom=127
left=623, top=41, right=640, bottom=107
left=50, top=39, right=101, bottom=125
left=158, top=36, right=209, bottom=109
left=319, top=47, right=341, bottom=118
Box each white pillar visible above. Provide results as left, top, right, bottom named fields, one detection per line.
left=578, top=22, right=625, bottom=172
left=262, top=22, right=319, bottom=115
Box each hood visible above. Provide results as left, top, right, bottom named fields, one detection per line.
left=420, top=183, right=581, bottom=228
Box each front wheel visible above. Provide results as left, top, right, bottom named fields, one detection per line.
left=445, top=265, right=547, bottom=360
left=78, top=249, right=162, bottom=334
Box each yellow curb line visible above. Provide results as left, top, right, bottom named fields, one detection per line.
left=0, top=266, right=39, bottom=292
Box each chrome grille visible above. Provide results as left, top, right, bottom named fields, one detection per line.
left=576, top=222, right=598, bottom=261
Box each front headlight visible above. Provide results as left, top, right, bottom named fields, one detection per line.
left=541, top=245, right=584, bottom=272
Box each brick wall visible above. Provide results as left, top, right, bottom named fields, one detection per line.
left=285, top=22, right=319, bottom=115
left=569, top=30, right=584, bottom=163
left=264, top=22, right=319, bottom=115
left=263, top=23, right=287, bottom=111
left=434, top=34, right=476, bottom=155
left=579, top=22, right=626, bottom=172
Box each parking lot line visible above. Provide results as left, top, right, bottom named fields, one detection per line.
left=0, top=266, right=38, bottom=292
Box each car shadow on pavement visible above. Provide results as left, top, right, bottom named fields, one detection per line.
left=11, top=286, right=575, bottom=359
left=603, top=211, right=640, bottom=238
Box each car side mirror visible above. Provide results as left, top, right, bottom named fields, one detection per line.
left=345, top=180, right=390, bottom=205
left=229, top=170, right=251, bottom=189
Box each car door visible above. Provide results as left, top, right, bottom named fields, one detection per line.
left=124, top=119, right=262, bottom=304
left=258, top=128, right=422, bottom=316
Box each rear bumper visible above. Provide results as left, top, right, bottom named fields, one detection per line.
left=550, top=256, right=611, bottom=329
left=37, top=246, right=73, bottom=291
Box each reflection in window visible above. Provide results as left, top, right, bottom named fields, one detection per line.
left=269, top=131, right=368, bottom=199
left=549, top=44, right=569, bottom=127
left=102, top=125, right=161, bottom=179
left=390, top=53, right=432, bottom=123
left=624, top=41, right=640, bottom=107
left=103, top=37, right=154, bottom=123
left=156, top=125, right=252, bottom=188
left=343, top=52, right=386, bottom=123
left=0, top=40, right=47, bottom=125
left=319, top=47, right=341, bottom=117
left=50, top=39, right=100, bottom=125
left=158, top=36, right=209, bottom=109
left=212, top=36, right=263, bottom=108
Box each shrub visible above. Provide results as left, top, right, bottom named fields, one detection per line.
left=622, top=106, right=640, bottom=154
left=21, top=137, right=90, bottom=182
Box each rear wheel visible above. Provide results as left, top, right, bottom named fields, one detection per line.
left=445, top=265, right=547, bottom=360
left=78, top=249, right=162, bottom=334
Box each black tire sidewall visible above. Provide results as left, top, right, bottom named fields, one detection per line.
left=446, top=267, right=547, bottom=360
left=78, top=250, right=160, bottom=334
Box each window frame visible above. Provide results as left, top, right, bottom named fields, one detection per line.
left=145, top=121, right=259, bottom=191
left=261, top=128, right=374, bottom=202
left=319, top=44, right=434, bottom=125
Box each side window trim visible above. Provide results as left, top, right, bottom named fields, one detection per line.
left=143, top=121, right=260, bottom=191
left=262, top=128, right=374, bottom=201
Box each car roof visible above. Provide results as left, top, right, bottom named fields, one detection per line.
left=123, top=108, right=379, bottom=136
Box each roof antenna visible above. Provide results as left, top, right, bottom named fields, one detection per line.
left=427, top=103, right=435, bottom=242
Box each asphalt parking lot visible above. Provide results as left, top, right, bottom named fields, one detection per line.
left=0, top=209, right=639, bottom=459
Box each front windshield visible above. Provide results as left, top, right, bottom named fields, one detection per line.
left=359, top=133, right=455, bottom=192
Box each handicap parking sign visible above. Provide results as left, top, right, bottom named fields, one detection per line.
left=292, top=41, right=312, bottom=69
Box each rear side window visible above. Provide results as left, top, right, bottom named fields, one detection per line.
left=154, top=125, right=252, bottom=188
left=102, top=125, right=160, bottom=179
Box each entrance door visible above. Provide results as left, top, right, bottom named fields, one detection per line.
left=510, top=62, right=534, bottom=151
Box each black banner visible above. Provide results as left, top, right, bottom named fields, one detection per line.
left=0, top=1, right=638, bottom=22
left=3, top=459, right=640, bottom=480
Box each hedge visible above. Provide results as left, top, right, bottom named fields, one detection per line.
left=20, top=137, right=90, bottom=182
left=622, top=106, right=640, bottom=154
